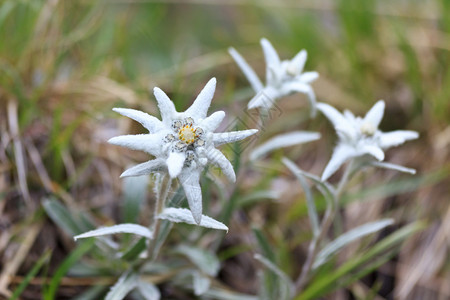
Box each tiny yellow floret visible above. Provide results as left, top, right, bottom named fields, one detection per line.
left=178, top=125, right=196, bottom=145
left=360, top=122, right=376, bottom=136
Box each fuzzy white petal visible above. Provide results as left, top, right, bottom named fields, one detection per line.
left=199, top=111, right=225, bottom=132
left=261, top=38, right=281, bottom=68
left=185, top=78, right=216, bottom=119
left=153, top=87, right=177, bottom=122
left=371, top=161, right=416, bottom=174
left=206, top=148, right=236, bottom=182
left=213, top=129, right=258, bottom=146
left=322, top=144, right=357, bottom=181
left=108, top=134, right=162, bottom=156
left=261, top=38, right=281, bottom=83
left=290, top=49, right=307, bottom=75
left=343, top=110, right=356, bottom=122
left=363, top=100, right=385, bottom=128
left=359, top=144, right=385, bottom=161
left=74, top=224, right=153, bottom=241
left=120, top=159, right=166, bottom=177
left=317, top=102, right=350, bottom=130
left=298, top=71, right=319, bottom=83
left=167, top=151, right=186, bottom=178
left=178, top=169, right=203, bottom=224
left=336, top=125, right=358, bottom=142
left=158, top=208, right=228, bottom=231
left=228, top=47, right=264, bottom=92
left=250, top=131, right=321, bottom=161
left=247, top=88, right=279, bottom=110
left=379, top=130, right=419, bottom=149
left=281, top=82, right=317, bottom=117
left=268, top=64, right=284, bottom=86
left=112, top=108, right=163, bottom=133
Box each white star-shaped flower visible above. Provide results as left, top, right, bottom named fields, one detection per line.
left=109, top=78, right=258, bottom=224
left=317, top=100, right=419, bottom=181
left=229, top=38, right=318, bottom=116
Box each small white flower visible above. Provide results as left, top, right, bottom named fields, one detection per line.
left=109, top=78, right=258, bottom=224
left=229, top=38, right=318, bottom=116
left=317, top=100, right=419, bottom=181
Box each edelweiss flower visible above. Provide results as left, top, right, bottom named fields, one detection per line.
left=229, top=38, right=318, bottom=115
left=109, top=78, right=257, bottom=224
left=317, top=100, right=419, bottom=181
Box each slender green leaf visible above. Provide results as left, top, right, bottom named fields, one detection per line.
left=238, top=190, right=280, bottom=207
left=44, top=239, right=95, bottom=300
left=43, top=198, right=83, bottom=236
left=297, top=222, right=425, bottom=300
left=254, top=254, right=293, bottom=300
left=253, top=228, right=276, bottom=263
left=313, top=219, right=394, bottom=269
left=0, top=0, right=15, bottom=29
left=121, top=238, right=147, bottom=261
left=10, top=250, right=51, bottom=300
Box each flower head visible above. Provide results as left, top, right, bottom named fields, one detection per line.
left=229, top=38, right=318, bottom=116
left=109, top=78, right=258, bottom=223
left=318, top=100, right=419, bottom=181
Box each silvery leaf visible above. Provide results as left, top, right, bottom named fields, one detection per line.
left=254, top=254, right=294, bottom=300
left=282, top=158, right=319, bottom=236
left=105, top=272, right=138, bottom=300
left=371, top=161, right=416, bottom=174
left=176, top=245, right=220, bottom=276
left=250, top=131, right=320, bottom=161
left=74, top=223, right=153, bottom=241
left=281, top=157, right=336, bottom=197
left=193, top=270, right=211, bottom=296
left=203, top=288, right=258, bottom=300
left=313, top=219, right=394, bottom=269
left=137, top=280, right=160, bottom=300
left=157, top=208, right=228, bottom=231
left=122, top=176, right=148, bottom=223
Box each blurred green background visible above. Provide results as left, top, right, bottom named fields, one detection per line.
left=0, top=0, right=449, bottom=299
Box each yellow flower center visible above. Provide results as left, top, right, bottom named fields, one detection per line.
left=360, top=122, right=376, bottom=136
left=178, top=125, right=197, bottom=145
left=286, top=62, right=299, bottom=77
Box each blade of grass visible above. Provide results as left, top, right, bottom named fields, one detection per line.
left=253, top=228, right=276, bottom=263
left=297, top=221, right=425, bottom=300
left=121, top=238, right=147, bottom=262
left=313, top=219, right=394, bottom=269
left=10, top=250, right=51, bottom=300
left=43, top=239, right=95, bottom=300
left=43, top=197, right=84, bottom=236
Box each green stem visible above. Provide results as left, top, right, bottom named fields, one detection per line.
left=294, top=159, right=355, bottom=294
left=147, top=173, right=172, bottom=261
